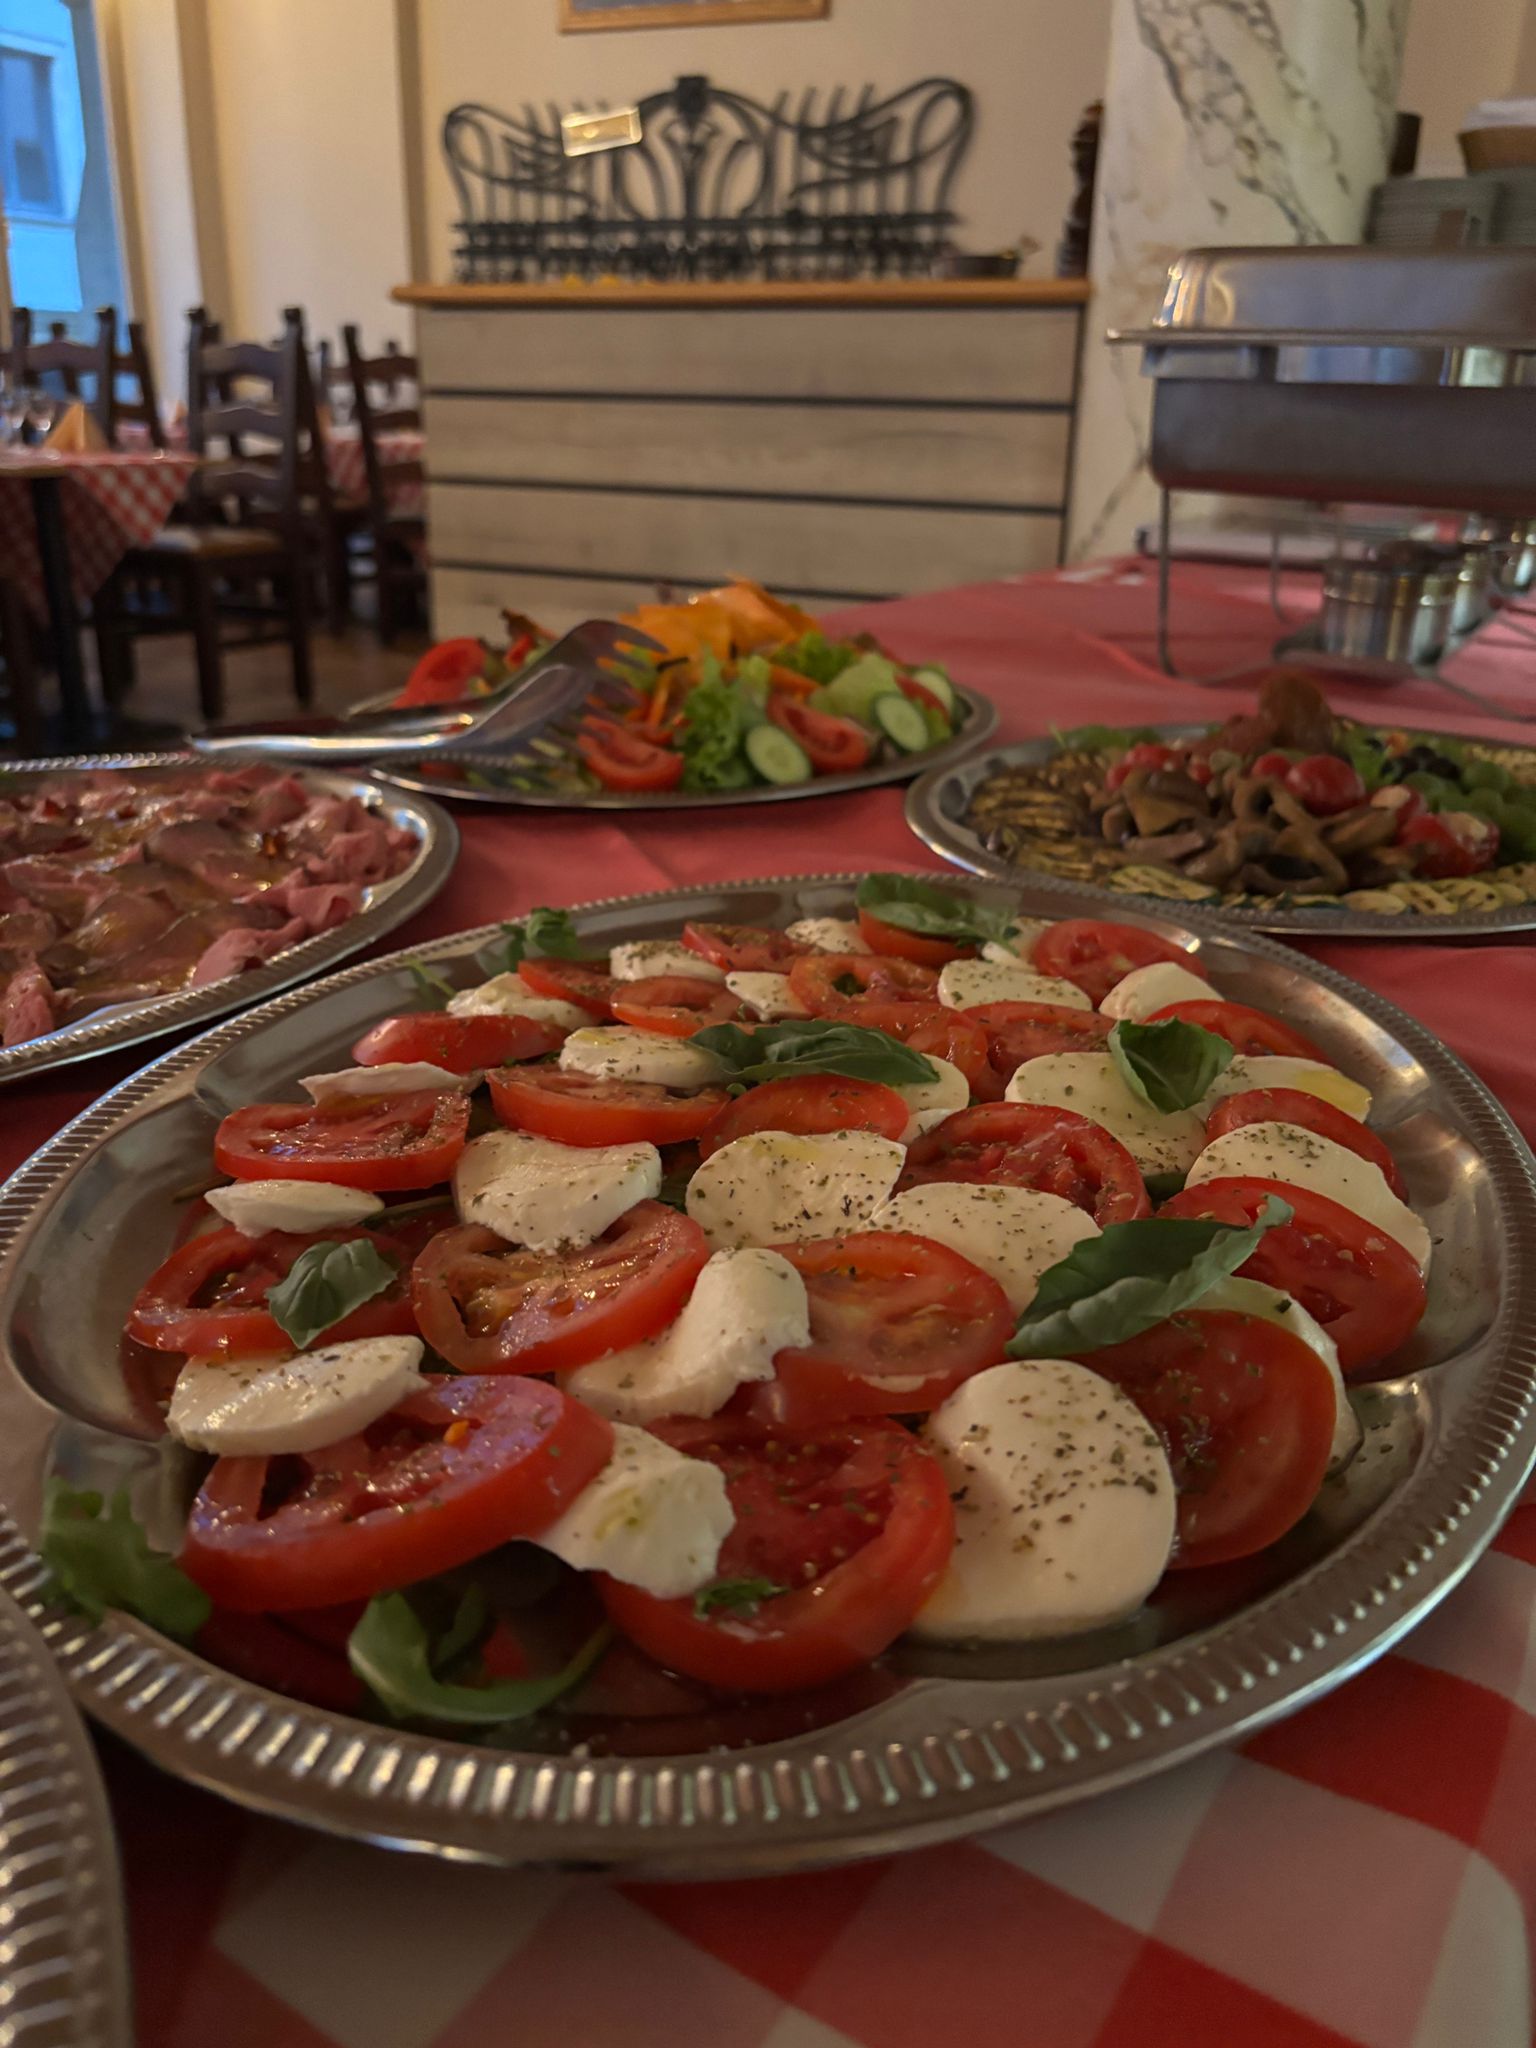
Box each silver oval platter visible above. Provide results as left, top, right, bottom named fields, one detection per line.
left=906, top=725, right=1536, bottom=939
left=373, top=683, right=998, bottom=809
left=0, top=872, right=1532, bottom=1878
left=0, top=753, right=457, bottom=1085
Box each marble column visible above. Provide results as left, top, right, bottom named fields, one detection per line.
left=1068, top=0, right=1412, bottom=559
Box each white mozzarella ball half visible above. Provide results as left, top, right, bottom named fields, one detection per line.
left=447, top=974, right=591, bottom=1032
left=784, top=916, right=863, bottom=954
left=167, top=1337, right=425, bottom=1456
left=980, top=918, right=1054, bottom=964
left=609, top=939, right=726, bottom=984
left=299, top=1062, right=467, bottom=1100
left=534, top=1423, right=734, bottom=1598
left=558, top=1026, right=728, bottom=1091
left=1005, top=1052, right=1204, bottom=1177
left=1097, top=959, right=1212, bottom=1023
left=893, top=1054, right=971, bottom=1140
left=204, top=1179, right=384, bottom=1235
left=1198, top=1054, right=1372, bottom=1125
left=685, top=1129, right=906, bottom=1252
left=868, top=1183, right=1098, bottom=1313
left=1188, top=1122, right=1429, bottom=1271
left=938, top=958, right=1092, bottom=1012
left=453, top=1129, right=660, bottom=1253
left=724, top=971, right=810, bottom=1021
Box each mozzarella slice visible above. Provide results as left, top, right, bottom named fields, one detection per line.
left=454, top=1129, right=661, bottom=1253
left=686, top=1129, right=905, bottom=1252
left=609, top=939, right=726, bottom=984
left=914, top=1360, right=1176, bottom=1641
left=724, top=970, right=809, bottom=1021
left=566, top=1249, right=809, bottom=1423
left=300, top=1061, right=468, bottom=1100
left=868, top=1183, right=1098, bottom=1313
left=204, top=1179, right=384, bottom=1235
left=1188, top=1122, right=1429, bottom=1270
left=559, top=1026, right=728, bottom=1091
left=784, top=916, right=863, bottom=954
left=1005, top=1052, right=1205, bottom=1176
left=166, top=1337, right=425, bottom=1455
left=937, top=959, right=1091, bottom=1012
left=447, top=974, right=590, bottom=1032
left=894, top=1053, right=971, bottom=1140
left=1098, top=959, right=1211, bottom=1023
left=980, top=919, right=1053, bottom=964
left=1199, top=1054, right=1372, bottom=1124
left=1199, top=1275, right=1361, bottom=1472
left=534, top=1423, right=733, bottom=1598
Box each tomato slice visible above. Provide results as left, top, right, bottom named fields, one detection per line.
left=681, top=922, right=808, bottom=974
left=181, top=1375, right=614, bottom=1612
left=488, top=1067, right=729, bottom=1146
left=1147, top=998, right=1329, bottom=1064
left=698, top=1074, right=910, bottom=1161
left=351, top=1011, right=567, bottom=1074
left=576, top=719, right=686, bottom=793
left=599, top=1417, right=954, bottom=1693
left=788, top=951, right=938, bottom=1021
left=127, top=1221, right=422, bottom=1356
left=1204, top=1087, right=1407, bottom=1199
left=213, top=1091, right=470, bottom=1192
left=962, top=999, right=1113, bottom=1083
left=901, top=1008, right=994, bottom=1099
left=197, top=1608, right=366, bottom=1712
left=1159, top=1176, right=1426, bottom=1375
left=1077, top=1310, right=1336, bottom=1568
left=856, top=906, right=972, bottom=969
left=899, top=1102, right=1149, bottom=1227
left=516, top=956, right=616, bottom=1016
left=743, top=1230, right=1013, bottom=1427
left=410, top=1204, right=709, bottom=1373
left=1032, top=919, right=1207, bottom=1006
left=766, top=696, right=871, bottom=775
left=394, top=637, right=488, bottom=707
left=609, top=974, right=742, bottom=1038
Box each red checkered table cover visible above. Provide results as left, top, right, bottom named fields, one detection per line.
left=0, top=449, right=198, bottom=618
left=324, top=426, right=425, bottom=520
left=5, top=564, right=1535, bottom=2048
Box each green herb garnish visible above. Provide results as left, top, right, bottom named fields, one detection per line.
left=1109, top=1018, right=1234, bottom=1115
left=266, top=1237, right=399, bottom=1351
left=854, top=872, right=1017, bottom=950
left=348, top=1590, right=609, bottom=1726
left=40, top=1483, right=210, bottom=1640
left=693, top=1577, right=786, bottom=1619
left=692, top=1017, right=937, bottom=1088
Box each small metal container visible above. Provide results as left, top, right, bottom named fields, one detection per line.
left=1464, top=514, right=1536, bottom=593
left=1321, top=551, right=1460, bottom=665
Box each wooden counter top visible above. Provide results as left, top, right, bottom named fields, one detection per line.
left=394, top=276, right=1090, bottom=311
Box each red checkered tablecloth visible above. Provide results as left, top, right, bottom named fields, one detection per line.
left=0, top=449, right=198, bottom=618
left=324, top=426, right=425, bottom=520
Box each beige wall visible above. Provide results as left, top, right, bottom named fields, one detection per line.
left=1401, top=0, right=1536, bottom=174
left=415, top=0, right=1113, bottom=282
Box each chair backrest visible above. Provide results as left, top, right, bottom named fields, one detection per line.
left=110, top=321, right=165, bottom=449
left=9, top=306, right=116, bottom=432
left=342, top=323, right=423, bottom=521
left=186, top=304, right=331, bottom=527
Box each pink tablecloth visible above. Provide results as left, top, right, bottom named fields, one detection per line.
left=324, top=425, right=424, bottom=519
left=7, top=561, right=1536, bottom=2048
left=0, top=449, right=198, bottom=617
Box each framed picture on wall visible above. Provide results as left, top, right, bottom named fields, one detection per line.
left=561, top=0, right=829, bottom=30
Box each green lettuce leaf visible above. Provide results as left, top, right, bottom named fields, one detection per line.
left=40, top=1483, right=210, bottom=1640
left=348, top=1590, right=609, bottom=1727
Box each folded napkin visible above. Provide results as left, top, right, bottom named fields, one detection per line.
left=44, top=401, right=108, bottom=453
left=1465, top=99, right=1536, bottom=129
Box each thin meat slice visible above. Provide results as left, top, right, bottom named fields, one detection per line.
left=191, top=917, right=308, bottom=986
left=1, top=963, right=58, bottom=1046
left=249, top=877, right=362, bottom=931
left=146, top=820, right=287, bottom=898
left=55, top=891, right=179, bottom=966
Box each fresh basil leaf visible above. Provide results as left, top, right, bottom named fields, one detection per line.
left=655, top=1167, right=694, bottom=1212
left=691, top=1017, right=937, bottom=1088
left=348, top=1590, right=609, bottom=1727
left=404, top=959, right=454, bottom=1009
left=1008, top=1197, right=1294, bottom=1358
left=1143, top=1167, right=1188, bottom=1203
left=854, top=872, right=1016, bottom=948
left=474, top=905, right=584, bottom=977
left=40, top=1482, right=210, bottom=1640
left=266, top=1237, right=399, bottom=1351
left=693, top=1576, right=785, bottom=1619
left=1109, top=1018, right=1234, bottom=1115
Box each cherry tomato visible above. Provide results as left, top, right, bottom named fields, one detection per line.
left=962, top=999, right=1113, bottom=1084
left=855, top=906, right=972, bottom=969
left=899, top=1102, right=1149, bottom=1227
left=1184, top=757, right=1214, bottom=787
left=410, top=1204, right=709, bottom=1374
left=1250, top=750, right=1294, bottom=780
left=609, top=974, right=742, bottom=1037
left=1284, top=755, right=1366, bottom=817
left=488, top=1067, right=729, bottom=1147
left=788, top=951, right=938, bottom=1021
left=599, top=1417, right=954, bottom=1693
left=1031, top=920, right=1206, bottom=1006
left=744, top=1230, right=1013, bottom=1427
left=681, top=922, right=808, bottom=975
left=181, top=1375, right=614, bottom=1611
left=351, top=1011, right=566, bottom=1074
left=1204, top=1087, right=1407, bottom=1198
left=1159, top=1176, right=1426, bottom=1375
left=1370, top=785, right=1426, bottom=835
left=576, top=718, right=685, bottom=793
left=127, top=1221, right=422, bottom=1356
left=214, top=1091, right=470, bottom=1192
left=697, top=1074, right=909, bottom=1160
left=1400, top=810, right=1500, bottom=880
left=1079, top=1310, right=1337, bottom=1568
left=1146, top=998, right=1329, bottom=1065
left=394, top=638, right=488, bottom=707
left=766, top=696, right=871, bottom=775
left=516, top=956, right=616, bottom=1016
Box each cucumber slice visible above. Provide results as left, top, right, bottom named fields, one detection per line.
left=822, top=654, right=902, bottom=724
left=873, top=692, right=931, bottom=753
left=910, top=665, right=956, bottom=713
left=745, top=723, right=813, bottom=785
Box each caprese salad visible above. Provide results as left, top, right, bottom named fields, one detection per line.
left=42, top=876, right=1431, bottom=1748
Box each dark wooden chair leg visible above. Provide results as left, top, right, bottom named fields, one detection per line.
left=325, top=524, right=350, bottom=637
left=0, top=578, right=42, bottom=757
left=186, top=565, right=227, bottom=726
left=92, top=571, right=136, bottom=712
left=375, top=536, right=398, bottom=646
left=287, top=552, right=315, bottom=707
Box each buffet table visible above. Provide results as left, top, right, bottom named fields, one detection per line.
left=8, top=560, right=1536, bottom=2048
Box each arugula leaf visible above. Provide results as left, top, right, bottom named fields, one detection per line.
left=693, top=1576, right=785, bottom=1619
left=404, top=959, right=454, bottom=1009
left=348, top=1590, right=609, bottom=1726
left=474, top=905, right=584, bottom=977
left=854, top=873, right=1016, bottom=948
left=1109, top=1018, right=1234, bottom=1115
left=692, top=1017, right=937, bottom=1088
left=41, top=1483, right=210, bottom=1640
left=266, top=1237, right=399, bottom=1351
left=1008, top=1198, right=1293, bottom=1358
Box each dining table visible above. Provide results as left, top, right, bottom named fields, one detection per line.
left=4, top=556, right=1536, bottom=2048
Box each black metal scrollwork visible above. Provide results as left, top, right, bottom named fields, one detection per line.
left=442, top=74, right=975, bottom=282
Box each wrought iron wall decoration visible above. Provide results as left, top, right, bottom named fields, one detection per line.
left=442, top=74, right=975, bottom=282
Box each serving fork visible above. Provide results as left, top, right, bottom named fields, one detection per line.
left=189, top=620, right=660, bottom=764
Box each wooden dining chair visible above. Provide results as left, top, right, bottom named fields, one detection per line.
left=342, top=324, right=426, bottom=643
left=108, top=321, right=166, bottom=450
left=8, top=306, right=116, bottom=435
left=93, top=306, right=322, bottom=721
